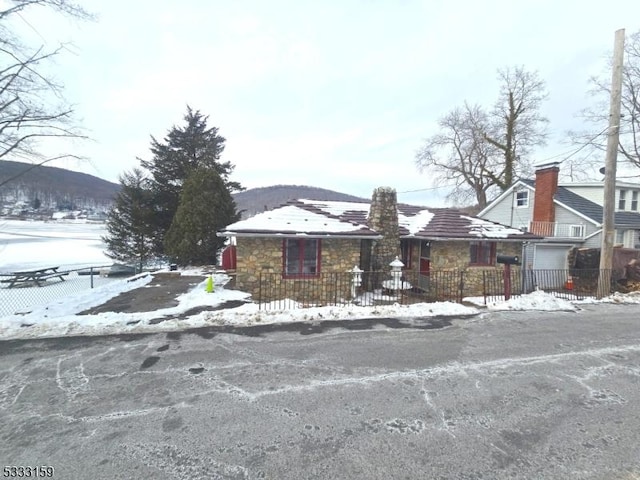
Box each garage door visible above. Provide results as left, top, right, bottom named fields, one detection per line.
left=532, top=244, right=571, bottom=288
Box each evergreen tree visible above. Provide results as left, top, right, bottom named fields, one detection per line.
left=164, top=167, right=240, bottom=265
left=140, top=106, right=243, bottom=255
left=103, top=168, right=155, bottom=269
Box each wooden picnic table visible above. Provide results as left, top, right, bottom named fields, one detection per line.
left=0, top=266, right=69, bottom=288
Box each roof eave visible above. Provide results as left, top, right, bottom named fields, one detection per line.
left=552, top=199, right=601, bottom=225
left=400, top=235, right=541, bottom=242
left=218, top=231, right=383, bottom=240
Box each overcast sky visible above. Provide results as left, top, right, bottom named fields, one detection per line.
left=8, top=0, right=640, bottom=206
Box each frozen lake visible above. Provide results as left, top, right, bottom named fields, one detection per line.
left=0, top=219, right=115, bottom=317
left=0, top=219, right=111, bottom=272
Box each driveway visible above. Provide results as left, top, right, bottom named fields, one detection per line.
left=1, top=303, right=639, bottom=479
left=79, top=272, right=208, bottom=314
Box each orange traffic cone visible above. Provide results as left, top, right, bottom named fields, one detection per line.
left=565, top=276, right=574, bottom=290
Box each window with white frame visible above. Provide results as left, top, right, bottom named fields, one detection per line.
left=615, top=229, right=625, bottom=245
left=570, top=225, right=584, bottom=238
left=632, top=191, right=638, bottom=211
left=618, top=190, right=627, bottom=210
left=515, top=190, right=529, bottom=207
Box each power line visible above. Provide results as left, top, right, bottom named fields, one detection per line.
left=557, top=126, right=612, bottom=164
left=401, top=126, right=615, bottom=196
left=16, top=12, right=48, bottom=44
left=533, top=125, right=612, bottom=166
left=397, top=184, right=455, bottom=194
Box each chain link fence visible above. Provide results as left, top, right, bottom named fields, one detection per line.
left=0, top=265, right=136, bottom=317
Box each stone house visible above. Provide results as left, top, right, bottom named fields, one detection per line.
left=218, top=187, right=542, bottom=303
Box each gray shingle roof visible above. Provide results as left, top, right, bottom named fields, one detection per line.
left=521, top=178, right=640, bottom=226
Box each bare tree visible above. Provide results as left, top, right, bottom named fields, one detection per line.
left=415, top=67, right=548, bottom=208
left=416, top=103, right=499, bottom=208
left=571, top=30, right=640, bottom=172
left=483, top=66, right=549, bottom=189
left=0, top=0, right=92, bottom=188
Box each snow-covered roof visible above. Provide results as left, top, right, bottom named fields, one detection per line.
left=219, top=204, right=380, bottom=238
left=399, top=209, right=435, bottom=236
left=463, top=216, right=526, bottom=238
left=220, top=199, right=542, bottom=241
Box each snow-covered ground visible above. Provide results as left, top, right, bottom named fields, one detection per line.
left=1, top=219, right=640, bottom=341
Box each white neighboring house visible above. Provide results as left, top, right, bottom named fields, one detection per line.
left=478, top=162, right=640, bottom=270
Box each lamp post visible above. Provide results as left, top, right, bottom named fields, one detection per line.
left=389, top=256, right=405, bottom=292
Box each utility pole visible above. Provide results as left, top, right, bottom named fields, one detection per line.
left=597, top=28, right=625, bottom=299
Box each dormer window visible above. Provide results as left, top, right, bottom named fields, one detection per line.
left=515, top=190, right=529, bottom=208
left=618, top=190, right=627, bottom=210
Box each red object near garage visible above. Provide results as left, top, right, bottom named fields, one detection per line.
left=221, top=245, right=237, bottom=270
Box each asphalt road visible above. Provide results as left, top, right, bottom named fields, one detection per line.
left=1, top=304, right=640, bottom=480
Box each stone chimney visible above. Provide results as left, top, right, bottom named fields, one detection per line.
left=368, top=187, right=400, bottom=272
left=532, top=162, right=560, bottom=224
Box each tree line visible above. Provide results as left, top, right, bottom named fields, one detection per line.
left=415, top=30, right=640, bottom=210
left=103, top=107, right=243, bottom=268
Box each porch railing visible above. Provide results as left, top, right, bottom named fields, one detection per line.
left=529, top=221, right=586, bottom=239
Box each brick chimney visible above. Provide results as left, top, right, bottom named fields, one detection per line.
left=532, top=162, right=560, bottom=224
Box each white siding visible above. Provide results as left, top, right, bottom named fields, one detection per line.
left=583, top=231, right=603, bottom=248
left=616, top=229, right=639, bottom=248
left=554, top=205, right=599, bottom=238
left=563, top=186, right=604, bottom=205
left=564, top=185, right=640, bottom=212
left=481, top=188, right=534, bottom=229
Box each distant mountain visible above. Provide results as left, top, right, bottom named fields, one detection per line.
left=233, top=185, right=369, bottom=219
left=0, top=162, right=371, bottom=219
left=0, top=160, right=120, bottom=209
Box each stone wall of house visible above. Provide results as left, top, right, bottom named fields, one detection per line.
left=235, top=237, right=361, bottom=304
left=368, top=187, right=400, bottom=286
left=403, top=240, right=522, bottom=297
left=235, top=236, right=524, bottom=303
left=435, top=241, right=521, bottom=296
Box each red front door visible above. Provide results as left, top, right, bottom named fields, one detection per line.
left=419, top=257, right=430, bottom=276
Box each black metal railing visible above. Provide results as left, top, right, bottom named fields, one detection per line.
left=257, top=270, right=466, bottom=310
left=482, top=268, right=624, bottom=304
left=256, top=268, right=628, bottom=310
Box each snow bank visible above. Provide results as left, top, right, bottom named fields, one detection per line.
left=487, top=290, right=577, bottom=312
